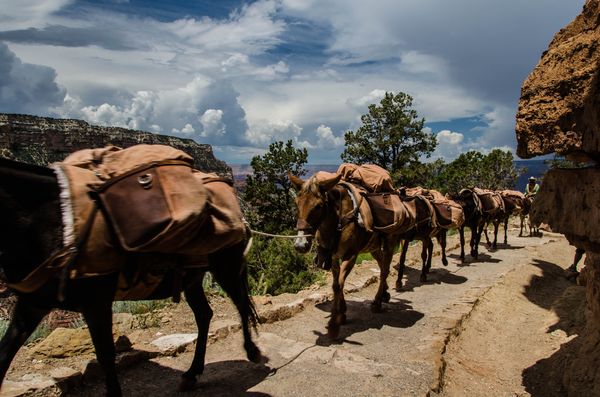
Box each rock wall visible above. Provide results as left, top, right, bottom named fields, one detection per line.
left=518, top=1, right=600, bottom=394
left=515, top=0, right=600, bottom=162
left=0, top=113, right=231, bottom=176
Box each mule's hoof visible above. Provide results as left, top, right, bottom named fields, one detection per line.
left=178, top=375, right=197, bottom=392
left=327, top=322, right=340, bottom=339
left=395, top=282, right=403, bottom=292
left=247, top=346, right=269, bottom=365
left=420, top=274, right=428, bottom=282
left=371, top=302, right=383, bottom=313
left=382, top=291, right=391, bottom=303
left=442, top=258, right=448, bottom=266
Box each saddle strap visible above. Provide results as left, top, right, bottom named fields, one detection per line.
left=337, top=182, right=364, bottom=230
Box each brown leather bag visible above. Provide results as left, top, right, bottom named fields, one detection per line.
left=92, top=160, right=208, bottom=252
left=364, top=192, right=415, bottom=233
left=337, top=163, right=395, bottom=192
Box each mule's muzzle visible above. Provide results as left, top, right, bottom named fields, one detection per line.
left=294, top=219, right=314, bottom=253
left=294, top=230, right=313, bottom=254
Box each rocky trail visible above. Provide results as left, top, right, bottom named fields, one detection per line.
left=1, top=226, right=585, bottom=396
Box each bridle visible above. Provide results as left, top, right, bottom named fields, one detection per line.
left=295, top=190, right=330, bottom=236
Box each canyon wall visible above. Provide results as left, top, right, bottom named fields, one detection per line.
left=0, top=113, right=231, bottom=176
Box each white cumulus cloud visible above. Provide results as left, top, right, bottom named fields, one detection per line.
left=199, top=109, right=225, bottom=137
left=316, top=124, right=344, bottom=148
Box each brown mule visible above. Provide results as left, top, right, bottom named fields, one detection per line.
left=483, top=190, right=527, bottom=248
left=289, top=173, right=402, bottom=339
left=394, top=190, right=448, bottom=290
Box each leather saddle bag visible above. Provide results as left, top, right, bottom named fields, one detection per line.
left=91, top=160, right=208, bottom=252
left=365, top=192, right=414, bottom=233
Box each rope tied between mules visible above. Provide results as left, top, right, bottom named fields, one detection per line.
left=249, top=229, right=313, bottom=239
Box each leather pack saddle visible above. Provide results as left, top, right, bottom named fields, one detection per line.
left=402, top=187, right=465, bottom=230
left=472, top=187, right=505, bottom=215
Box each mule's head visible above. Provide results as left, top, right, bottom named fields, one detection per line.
left=289, top=172, right=341, bottom=254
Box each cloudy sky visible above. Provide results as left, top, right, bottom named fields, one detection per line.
left=0, top=0, right=584, bottom=164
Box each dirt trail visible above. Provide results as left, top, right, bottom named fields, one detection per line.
left=440, top=235, right=586, bottom=397
left=49, top=227, right=582, bottom=397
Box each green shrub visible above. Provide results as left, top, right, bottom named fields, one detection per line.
left=27, top=324, right=52, bottom=343
left=0, top=318, right=50, bottom=344
left=246, top=237, right=324, bottom=296
left=112, top=300, right=170, bottom=315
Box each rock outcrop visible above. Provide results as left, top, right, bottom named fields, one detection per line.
left=517, top=1, right=600, bottom=395
left=515, top=0, right=600, bottom=162
left=0, top=113, right=231, bottom=176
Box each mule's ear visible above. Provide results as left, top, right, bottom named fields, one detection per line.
left=288, top=172, right=305, bottom=191
left=318, top=173, right=342, bottom=192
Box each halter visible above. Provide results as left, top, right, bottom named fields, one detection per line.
left=295, top=190, right=330, bottom=234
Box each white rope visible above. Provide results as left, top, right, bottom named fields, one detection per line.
left=249, top=229, right=313, bottom=239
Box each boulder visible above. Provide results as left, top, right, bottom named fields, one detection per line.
left=30, top=328, right=95, bottom=358
left=515, top=0, right=600, bottom=161
left=30, top=327, right=132, bottom=358
left=531, top=168, right=600, bottom=249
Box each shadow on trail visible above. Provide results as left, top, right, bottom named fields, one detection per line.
left=485, top=244, right=526, bottom=251
left=447, top=251, right=502, bottom=266
left=395, top=265, right=468, bottom=292
left=68, top=359, right=272, bottom=397
left=521, top=259, right=587, bottom=397
left=313, top=299, right=424, bottom=346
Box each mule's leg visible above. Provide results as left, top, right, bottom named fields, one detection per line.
left=483, top=221, right=492, bottom=247
left=475, top=222, right=485, bottom=257
left=328, top=257, right=356, bottom=339
left=437, top=230, right=448, bottom=266
left=419, top=239, right=429, bottom=282
left=469, top=224, right=479, bottom=259
left=503, top=217, right=509, bottom=245
left=82, top=301, right=121, bottom=397
left=423, top=238, right=434, bottom=281
left=459, top=227, right=466, bottom=262
left=179, top=272, right=211, bottom=392
left=210, top=245, right=264, bottom=364
left=519, top=215, right=524, bottom=237
left=472, top=222, right=484, bottom=259
left=337, top=256, right=357, bottom=320
left=395, top=239, right=410, bottom=291
left=371, top=238, right=394, bottom=311
left=492, top=220, right=499, bottom=249
left=0, top=298, right=50, bottom=385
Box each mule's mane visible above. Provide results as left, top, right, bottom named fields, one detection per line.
left=303, top=175, right=324, bottom=196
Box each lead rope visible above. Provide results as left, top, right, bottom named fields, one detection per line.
left=249, top=229, right=313, bottom=239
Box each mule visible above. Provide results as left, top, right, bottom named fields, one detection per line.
left=394, top=194, right=448, bottom=290
left=519, top=197, right=540, bottom=236
left=0, top=158, right=265, bottom=396
left=483, top=191, right=527, bottom=249
left=289, top=173, right=401, bottom=339
left=448, top=189, right=485, bottom=261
